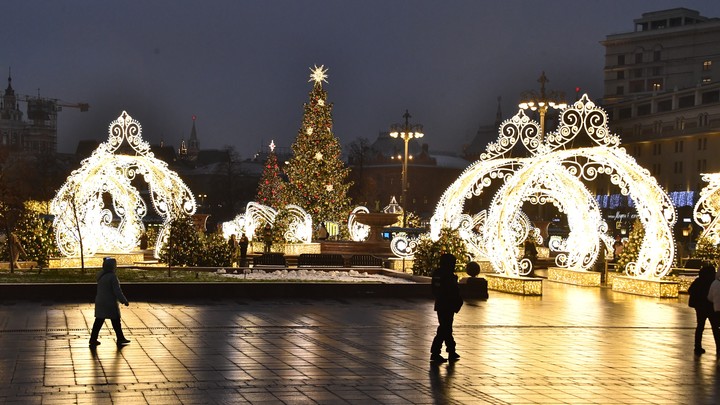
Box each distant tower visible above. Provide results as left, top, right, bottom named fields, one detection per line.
left=187, top=115, right=200, bottom=160
left=1, top=70, right=22, bottom=121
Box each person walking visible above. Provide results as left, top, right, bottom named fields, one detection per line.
left=89, top=257, right=130, bottom=347
left=430, top=253, right=463, bottom=363
left=228, top=234, right=239, bottom=266
left=689, top=265, right=720, bottom=355
left=238, top=233, right=249, bottom=266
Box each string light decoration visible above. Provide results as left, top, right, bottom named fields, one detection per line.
left=347, top=206, right=370, bottom=242
left=431, top=94, right=676, bottom=279
left=694, top=173, right=720, bottom=245
left=221, top=202, right=312, bottom=244
left=50, top=111, right=196, bottom=258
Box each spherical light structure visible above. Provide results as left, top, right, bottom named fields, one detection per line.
left=50, top=111, right=196, bottom=258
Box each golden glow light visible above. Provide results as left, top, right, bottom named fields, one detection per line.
left=50, top=111, right=196, bottom=258
left=431, top=94, right=676, bottom=280
left=693, top=173, right=720, bottom=244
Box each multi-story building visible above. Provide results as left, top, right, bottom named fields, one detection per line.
left=600, top=8, right=720, bottom=224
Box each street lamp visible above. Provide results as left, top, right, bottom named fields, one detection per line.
left=389, top=110, right=423, bottom=227
left=197, top=194, right=207, bottom=210
left=518, top=72, right=567, bottom=139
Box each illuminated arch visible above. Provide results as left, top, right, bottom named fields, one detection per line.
left=51, top=111, right=196, bottom=258
left=431, top=95, right=676, bottom=279
left=694, top=173, right=720, bottom=244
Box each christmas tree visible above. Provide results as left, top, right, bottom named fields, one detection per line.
left=617, top=219, right=645, bottom=273
left=159, top=216, right=202, bottom=267
left=284, top=65, right=352, bottom=226
left=255, top=140, right=286, bottom=209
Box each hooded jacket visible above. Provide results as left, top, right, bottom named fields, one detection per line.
left=707, top=269, right=720, bottom=313
left=94, top=258, right=129, bottom=319
left=431, top=254, right=463, bottom=313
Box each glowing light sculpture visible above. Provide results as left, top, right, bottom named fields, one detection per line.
left=222, top=202, right=311, bottom=244
left=348, top=206, right=370, bottom=242
left=694, top=173, right=720, bottom=245
left=51, top=111, right=196, bottom=258
left=431, top=95, right=676, bottom=279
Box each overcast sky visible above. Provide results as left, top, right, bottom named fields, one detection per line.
left=4, top=1, right=720, bottom=157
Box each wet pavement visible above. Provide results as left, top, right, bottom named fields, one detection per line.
left=0, top=281, right=717, bottom=404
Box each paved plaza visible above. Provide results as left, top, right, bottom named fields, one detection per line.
left=0, top=281, right=717, bottom=404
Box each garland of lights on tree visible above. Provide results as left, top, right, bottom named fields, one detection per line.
left=255, top=140, right=286, bottom=209
left=283, top=65, right=352, bottom=227
left=50, top=111, right=196, bottom=258
left=430, top=94, right=676, bottom=279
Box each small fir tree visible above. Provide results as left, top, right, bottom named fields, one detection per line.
left=160, top=216, right=202, bottom=266
left=617, top=219, right=645, bottom=273
left=255, top=141, right=286, bottom=209
left=693, top=235, right=720, bottom=268
left=284, top=65, right=352, bottom=226
left=412, top=228, right=469, bottom=276
left=13, top=209, right=58, bottom=268
left=199, top=232, right=233, bottom=267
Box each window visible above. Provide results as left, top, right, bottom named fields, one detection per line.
left=632, top=68, right=644, bottom=78
left=703, top=77, right=712, bottom=84
left=703, top=60, right=713, bottom=71
left=679, top=95, right=695, bottom=108
left=651, top=66, right=663, bottom=76
left=698, top=137, right=707, bottom=150
left=654, top=51, right=661, bottom=61
left=698, top=159, right=707, bottom=172
left=635, top=53, right=643, bottom=64
left=618, top=55, right=625, bottom=66
left=633, top=145, right=642, bottom=157
left=699, top=113, right=709, bottom=127
left=674, top=161, right=683, bottom=174
left=702, top=90, right=720, bottom=104
left=677, top=117, right=685, bottom=130
left=649, top=79, right=663, bottom=91
left=657, top=99, right=672, bottom=112
left=652, top=163, right=661, bottom=176
left=653, top=143, right=662, bottom=155
left=630, top=80, right=644, bottom=93
left=674, top=141, right=683, bottom=153
left=617, top=71, right=625, bottom=79
left=637, top=104, right=651, bottom=116
left=616, top=86, right=625, bottom=96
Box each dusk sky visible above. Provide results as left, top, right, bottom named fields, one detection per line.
left=4, top=1, right=720, bottom=158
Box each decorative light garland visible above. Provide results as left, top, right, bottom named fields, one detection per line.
left=694, top=173, right=720, bottom=244
left=430, top=95, right=676, bottom=279
left=50, top=111, right=196, bottom=258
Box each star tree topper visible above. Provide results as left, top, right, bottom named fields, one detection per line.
left=309, top=65, right=329, bottom=85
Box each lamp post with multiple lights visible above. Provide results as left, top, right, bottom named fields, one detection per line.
left=518, top=72, right=567, bottom=139
left=389, top=110, right=423, bottom=227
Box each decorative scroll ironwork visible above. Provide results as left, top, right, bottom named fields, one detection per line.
left=51, top=111, right=196, bottom=258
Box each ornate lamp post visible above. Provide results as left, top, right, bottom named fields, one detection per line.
left=390, top=110, right=423, bottom=227
left=518, top=72, right=567, bottom=139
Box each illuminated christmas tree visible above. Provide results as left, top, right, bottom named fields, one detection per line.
left=255, top=140, right=286, bottom=209
left=284, top=65, right=352, bottom=226
left=617, top=219, right=645, bottom=272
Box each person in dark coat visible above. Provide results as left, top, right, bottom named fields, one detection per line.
left=89, top=257, right=130, bottom=347
left=689, top=265, right=720, bottom=355
left=238, top=233, right=249, bottom=266
left=430, top=253, right=463, bottom=363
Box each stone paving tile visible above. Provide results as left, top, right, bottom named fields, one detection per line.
left=0, top=281, right=719, bottom=404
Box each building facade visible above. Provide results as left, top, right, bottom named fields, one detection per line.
left=600, top=8, right=720, bottom=221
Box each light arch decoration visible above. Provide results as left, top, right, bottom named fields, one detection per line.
left=50, top=111, right=196, bottom=258
left=693, top=173, right=720, bottom=245
left=431, top=94, right=676, bottom=279
left=221, top=202, right=312, bottom=244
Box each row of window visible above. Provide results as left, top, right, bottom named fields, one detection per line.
left=644, top=138, right=708, bottom=156
left=650, top=159, right=706, bottom=175
left=614, top=91, right=719, bottom=119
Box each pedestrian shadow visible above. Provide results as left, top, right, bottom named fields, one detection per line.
left=429, top=361, right=455, bottom=404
